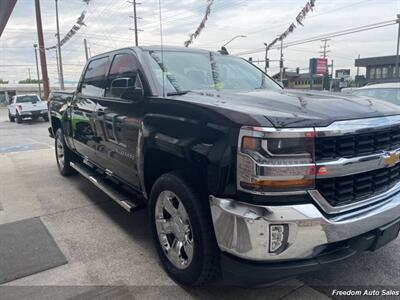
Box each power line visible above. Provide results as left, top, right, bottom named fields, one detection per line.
left=235, top=19, right=397, bottom=56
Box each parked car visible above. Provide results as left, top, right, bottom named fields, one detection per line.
left=8, top=94, right=48, bottom=123
left=348, top=82, right=400, bottom=104
left=48, top=46, right=400, bottom=286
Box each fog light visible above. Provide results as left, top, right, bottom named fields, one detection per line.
left=269, top=224, right=289, bottom=254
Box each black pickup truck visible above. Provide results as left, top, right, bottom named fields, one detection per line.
left=48, top=46, right=400, bottom=286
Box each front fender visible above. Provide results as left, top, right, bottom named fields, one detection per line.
left=139, top=112, right=238, bottom=197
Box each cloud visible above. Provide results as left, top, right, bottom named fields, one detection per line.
left=0, top=0, right=398, bottom=83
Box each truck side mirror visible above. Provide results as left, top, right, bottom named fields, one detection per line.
left=111, top=75, right=144, bottom=102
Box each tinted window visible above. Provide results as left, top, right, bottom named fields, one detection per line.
left=16, top=95, right=40, bottom=103
left=81, top=57, right=109, bottom=97
left=105, top=53, right=140, bottom=99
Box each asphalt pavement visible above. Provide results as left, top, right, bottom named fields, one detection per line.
left=0, top=106, right=398, bottom=300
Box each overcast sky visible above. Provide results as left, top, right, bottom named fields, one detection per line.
left=0, top=0, right=398, bottom=85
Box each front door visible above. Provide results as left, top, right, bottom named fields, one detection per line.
left=92, top=52, right=145, bottom=188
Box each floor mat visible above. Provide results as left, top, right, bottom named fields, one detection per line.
left=0, top=218, right=67, bottom=284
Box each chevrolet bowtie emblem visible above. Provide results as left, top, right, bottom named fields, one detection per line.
left=383, top=152, right=400, bottom=167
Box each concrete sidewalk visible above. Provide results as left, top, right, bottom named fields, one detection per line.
left=0, top=106, right=398, bottom=299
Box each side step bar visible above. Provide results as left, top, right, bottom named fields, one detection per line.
left=70, top=162, right=140, bottom=212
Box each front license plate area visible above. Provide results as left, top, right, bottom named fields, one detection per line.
left=371, top=219, right=400, bottom=251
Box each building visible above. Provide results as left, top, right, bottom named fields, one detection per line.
left=0, top=83, right=76, bottom=105
left=355, top=55, right=399, bottom=84
left=272, top=70, right=324, bottom=90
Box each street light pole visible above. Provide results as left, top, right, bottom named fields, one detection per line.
left=33, top=44, right=42, bottom=97
left=222, top=35, right=246, bottom=48
left=264, top=43, right=269, bottom=74
left=55, top=0, right=65, bottom=90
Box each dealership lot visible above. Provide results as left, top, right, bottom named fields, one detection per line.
left=0, top=107, right=398, bottom=299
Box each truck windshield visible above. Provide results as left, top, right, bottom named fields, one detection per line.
left=16, top=95, right=40, bottom=103
left=147, top=50, right=281, bottom=94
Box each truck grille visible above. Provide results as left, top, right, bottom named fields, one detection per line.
left=315, top=125, right=400, bottom=161
left=316, top=163, right=400, bottom=207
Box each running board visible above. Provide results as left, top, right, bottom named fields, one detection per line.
left=70, top=162, right=140, bottom=212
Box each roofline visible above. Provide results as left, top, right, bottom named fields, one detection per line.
left=88, top=45, right=226, bottom=60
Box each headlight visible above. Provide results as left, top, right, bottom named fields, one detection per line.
left=237, top=127, right=315, bottom=193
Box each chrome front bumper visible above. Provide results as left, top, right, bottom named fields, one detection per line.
left=209, top=193, right=400, bottom=261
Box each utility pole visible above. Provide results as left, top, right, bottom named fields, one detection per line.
left=84, top=38, right=89, bottom=61
left=28, top=68, right=31, bottom=80
left=320, top=39, right=331, bottom=59
left=55, top=48, right=60, bottom=84
left=55, top=0, right=65, bottom=90
left=33, top=44, right=42, bottom=97
left=128, top=0, right=141, bottom=46
left=356, top=54, right=360, bottom=76
left=396, top=14, right=400, bottom=78
left=264, top=43, right=269, bottom=74
left=34, top=0, right=49, bottom=98
left=329, top=60, right=334, bottom=91
left=279, top=39, right=284, bottom=83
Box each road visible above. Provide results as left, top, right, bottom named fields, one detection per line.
left=0, top=107, right=398, bottom=300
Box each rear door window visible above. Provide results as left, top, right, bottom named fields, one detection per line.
left=81, top=56, right=110, bottom=97
left=16, top=95, right=40, bottom=103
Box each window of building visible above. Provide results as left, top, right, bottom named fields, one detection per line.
left=382, top=67, right=388, bottom=79
left=369, top=67, right=376, bottom=79
left=375, top=67, right=382, bottom=79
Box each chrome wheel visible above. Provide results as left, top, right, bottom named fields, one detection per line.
left=155, top=190, right=194, bottom=269
left=56, top=136, right=65, bottom=169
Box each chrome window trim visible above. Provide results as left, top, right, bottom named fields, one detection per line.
left=315, top=114, right=400, bottom=137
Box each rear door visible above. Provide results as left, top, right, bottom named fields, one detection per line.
left=71, top=55, right=110, bottom=162
left=91, top=52, right=145, bottom=188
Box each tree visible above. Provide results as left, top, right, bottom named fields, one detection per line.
left=0, top=78, right=9, bottom=84
left=18, top=78, right=43, bottom=84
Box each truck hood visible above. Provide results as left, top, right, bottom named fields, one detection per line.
left=170, top=89, right=400, bottom=128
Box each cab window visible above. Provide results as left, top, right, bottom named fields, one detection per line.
left=105, top=53, right=142, bottom=99
left=81, top=56, right=109, bottom=97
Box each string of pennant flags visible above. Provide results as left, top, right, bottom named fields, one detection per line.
left=266, top=0, right=316, bottom=51
left=46, top=0, right=91, bottom=51
left=184, top=0, right=214, bottom=47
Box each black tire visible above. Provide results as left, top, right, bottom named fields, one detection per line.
left=8, top=111, right=15, bottom=122
left=43, top=114, right=49, bottom=122
left=16, top=111, right=22, bottom=124
left=149, top=171, right=219, bottom=286
left=55, top=128, right=77, bottom=176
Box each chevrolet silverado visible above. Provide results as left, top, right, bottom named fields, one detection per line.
left=48, top=46, right=400, bottom=286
